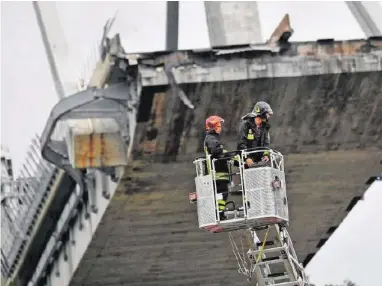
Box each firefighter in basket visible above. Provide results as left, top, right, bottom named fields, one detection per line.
left=237, top=101, right=273, bottom=167
left=204, top=115, right=230, bottom=221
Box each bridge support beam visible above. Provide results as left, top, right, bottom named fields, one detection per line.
left=346, top=1, right=382, bottom=37
left=24, top=22, right=142, bottom=283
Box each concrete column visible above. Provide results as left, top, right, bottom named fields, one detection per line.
left=204, top=1, right=263, bottom=47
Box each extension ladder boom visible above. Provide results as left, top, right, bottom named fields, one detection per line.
left=248, top=225, right=309, bottom=286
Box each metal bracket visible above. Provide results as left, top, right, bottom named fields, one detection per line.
left=1, top=192, right=22, bottom=203
left=85, top=170, right=98, bottom=214
left=1, top=249, right=11, bottom=277
left=40, top=83, right=133, bottom=188
left=100, top=172, right=110, bottom=199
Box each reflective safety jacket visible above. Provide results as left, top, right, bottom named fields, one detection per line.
left=204, top=132, right=230, bottom=181
left=237, top=118, right=271, bottom=157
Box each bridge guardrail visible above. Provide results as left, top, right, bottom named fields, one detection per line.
left=1, top=136, right=58, bottom=278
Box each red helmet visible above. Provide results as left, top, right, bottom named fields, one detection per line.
left=205, top=115, right=224, bottom=132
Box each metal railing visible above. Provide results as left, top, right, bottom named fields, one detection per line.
left=192, top=147, right=288, bottom=233
left=1, top=136, right=58, bottom=278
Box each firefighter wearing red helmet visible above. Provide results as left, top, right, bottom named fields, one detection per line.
left=204, top=115, right=229, bottom=220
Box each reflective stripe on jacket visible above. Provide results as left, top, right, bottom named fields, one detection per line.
left=237, top=118, right=271, bottom=157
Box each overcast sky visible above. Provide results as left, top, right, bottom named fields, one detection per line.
left=1, top=1, right=382, bottom=285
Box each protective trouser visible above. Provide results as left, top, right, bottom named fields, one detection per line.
left=216, top=180, right=229, bottom=212
left=205, top=147, right=229, bottom=212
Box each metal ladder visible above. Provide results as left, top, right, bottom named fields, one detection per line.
left=247, top=225, right=310, bottom=286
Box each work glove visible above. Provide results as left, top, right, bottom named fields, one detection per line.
left=246, top=158, right=254, bottom=167
left=261, top=156, right=269, bottom=163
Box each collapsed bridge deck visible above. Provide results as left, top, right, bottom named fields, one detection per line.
left=70, top=38, right=382, bottom=285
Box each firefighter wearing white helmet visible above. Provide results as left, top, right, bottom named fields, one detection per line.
left=237, top=101, right=273, bottom=167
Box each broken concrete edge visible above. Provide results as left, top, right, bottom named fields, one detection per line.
left=118, top=36, right=382, bottom=68
left=30, top=32, right=382, bottom=276
left=11, top=51, right=131, bottom=286
left=39, top=83, right=132, bottom=170
left=115, top=38, right=382, bottom=88
left=36, top=36, right=382, bottom=169
left=2, top=46, right=123, bottom=285
left=302, top=172, right=378, bottom=267
left=266, top=14, right=293, bottom=48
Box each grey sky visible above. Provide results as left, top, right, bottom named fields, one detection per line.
left=306, top=181, right=382, bottom=285
left=1, top=1, right=381, bottom=285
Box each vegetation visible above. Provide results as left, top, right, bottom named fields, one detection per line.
left=310, top=280, right=358, bottom=286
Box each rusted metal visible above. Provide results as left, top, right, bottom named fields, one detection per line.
left=73, top=132, right=127, bottom=168
left=89, top=133, right=94, bottom=167
left=267, top=14, right=293, bottom=48
left=100, top=133, right=105, bottom=166
left=297, top=39, right=382, bottom=56
left=142, top=93, right=166, bottom=156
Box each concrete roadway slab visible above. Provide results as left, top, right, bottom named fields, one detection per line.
left=70, top=148, right=380, bottom=286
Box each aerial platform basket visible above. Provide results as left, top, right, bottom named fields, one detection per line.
left=191, top=148, right=289, bottom=233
